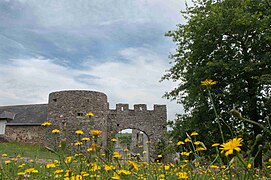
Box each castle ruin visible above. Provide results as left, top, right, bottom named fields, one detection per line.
left=0, top=90, right=167, bottom=160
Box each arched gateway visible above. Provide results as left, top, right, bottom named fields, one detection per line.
left=47, top=90, right=167, bottom=161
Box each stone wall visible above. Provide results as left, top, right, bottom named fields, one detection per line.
left=5, top=126, right=46, bottom=144
left=108, top=104, right=167, bottom=160
left=47, top=90, right=109, bottom=148
left=2, top=90, right=167, bottom=161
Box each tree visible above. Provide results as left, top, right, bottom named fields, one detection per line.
left=163, top=0, right=271, bottom=167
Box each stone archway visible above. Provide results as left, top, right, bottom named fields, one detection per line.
left=107, top=103, right=167, bottom=161
left=112, top=128, right=150, bottom=162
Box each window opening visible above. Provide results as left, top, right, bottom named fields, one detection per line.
left=77, top=112, right=84, bottom=117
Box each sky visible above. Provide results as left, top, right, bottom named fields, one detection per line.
left=0, top=0, right=189, bottom=120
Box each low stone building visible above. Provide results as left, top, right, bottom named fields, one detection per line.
left=0, top=90, right=167, bottom=160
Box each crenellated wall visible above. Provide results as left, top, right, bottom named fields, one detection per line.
left=108, top=103, right=167, bottom=160
left=2, top=90, right=167, bottom=161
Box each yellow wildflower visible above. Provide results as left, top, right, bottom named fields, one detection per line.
left=201, top=79, right=217, bottom=86
left=177, top=141, right=185, bottom=145
left=220, top=137, right=243, bottom=156
left=184, top=138, right=191, bottom=143
left=82, top=137, right=90, bottom=141
left=159, top=174, right=165, bottom=179
left=111, top=173, right=120, bottom=180
left=75, top=175, right=83, bottom=180
left=2, top=154, right=7, bottom=157
left=117, top=169, right=131, bottom=175
left=196, top=147, right=206, bottom=151
left=180, top=152, right=190, bottom=156
left=18, top=163, right=25, bottom=168
left=123, top=148, right=129, bottom=152
left=128, top=160, right=139, bottom=171
left=81, top=172, right=89, bottom=177
left=212, top=143, right=220, bottom=147
left=90, top=162, right=100, bottom=172
left=54, top=160, right=59, bottom=164
left=4, top=160, right=11, bottom=165
left=104, top=165, right=115, bottom=171
left=54, top=169, right=64, bottom=174
left=191, top=131, right=198, bottom=136
left=91, top=143, right=97, bottom=151
left=25, top=168, right=38, bottom=173
left=74, top=153, right=82, bottom=157
left=194, top=141, right=201, bottom=145
left=17, top=172, right=25, bottom=176
left=46, top=163, right=56, bottom=168
left=157, top=154, right=162, bottom=158
left=52, top=129, right=60, bottom=134
left=41, top=121, right=51, bottom=127
left=90, top=130, right=102, bottom=136
left=65, top=156, right=73, bottom=164
left=210, top=165, right=219, bottom=169
left=86, top=112, right=94, bottom=117
left=164, top=165, right=170, bottom=171
left=111, top=138, right=117, bottom=142
left=247, top=163, right=252, bottom=169
left=113, top=152, right=121, bottom=158
left=176, top=172, right=189, bottom=179
left=74, top=141, right=83, bottom=146
left=75, top=130, right=84, bottom=135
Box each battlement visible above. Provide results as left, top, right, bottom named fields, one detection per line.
left=2, top=90, right=167, bottom=161
left=111, top=103, right=166, bottom=113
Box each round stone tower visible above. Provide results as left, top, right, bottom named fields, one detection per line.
left=47, top=90, right=109, bottom=148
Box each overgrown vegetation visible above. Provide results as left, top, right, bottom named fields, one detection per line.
left=1, top=0, right=271, bottom=179
left=163, top=0, right=271, bottom=168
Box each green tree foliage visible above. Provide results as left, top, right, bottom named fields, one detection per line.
left=116, top=133, right=132, bottom=148
left=164, top=0, right=271, bottom=145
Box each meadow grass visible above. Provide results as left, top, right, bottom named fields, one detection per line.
left=1, top=130, right=271, bottom=179
left=0, top=142, right=57, bottom=160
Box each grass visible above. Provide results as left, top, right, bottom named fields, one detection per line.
left=0, top=142, right=56, bottom=160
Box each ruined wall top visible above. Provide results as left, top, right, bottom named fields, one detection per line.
left=110, top=103, right=166, bottom=113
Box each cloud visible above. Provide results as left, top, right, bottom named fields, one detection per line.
left=12, top=0, right=185, bottom=29
left=75, top=47, right=183, bottom=119
left=0, top=0, right=186, bottom=63
left=0, top=48, right=182, bottom=119
left=0, top=58, right=87, bottom=104
left=0, top=0, right=187, bottom=120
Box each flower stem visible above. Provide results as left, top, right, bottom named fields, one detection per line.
left=207, top=88, right=225, bottom=143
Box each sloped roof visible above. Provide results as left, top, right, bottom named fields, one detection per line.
left=0, top=104, right=48, bottom=125
left=0, top=111, right=16, bottom=121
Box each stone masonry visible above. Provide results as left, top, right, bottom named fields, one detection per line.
left=1, top=90, right=167, bottom=160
